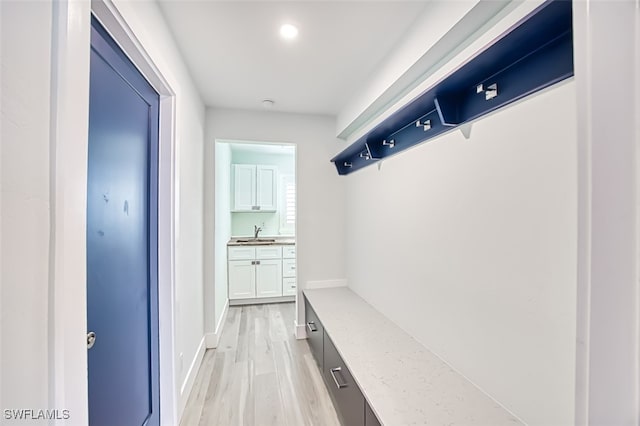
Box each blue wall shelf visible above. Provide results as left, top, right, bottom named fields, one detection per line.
left=331, top=0, right=573, bottom=175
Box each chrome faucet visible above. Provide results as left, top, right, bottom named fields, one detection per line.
left=254, top=225, right=262, bottom=239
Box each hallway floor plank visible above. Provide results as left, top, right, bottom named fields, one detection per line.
left=180, top=303, right=341, bottom=426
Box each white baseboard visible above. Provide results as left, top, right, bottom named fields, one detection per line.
left=178, top=336, right=206, bottom=417
left=294, top=320, right=307, bottom=340
left=229, top=295, right=295, bottom=306
left=205, top=299, right=229, bottom=349
left=305, top=279, right=347, bottom=290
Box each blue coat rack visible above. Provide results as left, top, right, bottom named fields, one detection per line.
left=331, top=0, right=574, bottom=175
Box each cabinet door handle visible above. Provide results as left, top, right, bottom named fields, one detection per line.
left=251, top=261, right=255, bottom=265
left=330, top=367, right=348, bottom=389
left=255, top=260, right=260, bottom=265
left=306, top=321, right=317, bottom=333
left=252, top=206, right=259, bottom=210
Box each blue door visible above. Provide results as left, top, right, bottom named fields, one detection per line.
left=87, top=18, right=160, bottom=426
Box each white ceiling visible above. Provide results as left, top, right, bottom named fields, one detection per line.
left=158, top=1, right=429, bottom=115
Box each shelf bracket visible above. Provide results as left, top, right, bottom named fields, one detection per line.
left=434, top=95, right=461, bottom=127
left=459, top=123, right=473, bottom=140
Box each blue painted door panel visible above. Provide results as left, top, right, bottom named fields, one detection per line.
left=87, top=18, right=159, bottom=426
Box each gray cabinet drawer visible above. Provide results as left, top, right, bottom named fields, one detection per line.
left=365, top=402, right=381, bottom=426
left=304, top=298, right=323, bottom=369
left=323, top=333, right=365, bottom=426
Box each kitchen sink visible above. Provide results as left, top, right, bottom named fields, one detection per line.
left=235, top=238, right=277, bottom=244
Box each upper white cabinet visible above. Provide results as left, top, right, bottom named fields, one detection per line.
left=256, top=166, right=277, bottom=211
left=233, top=164, right=256, bottom=211
left=232, top=164, right=277, bottom=212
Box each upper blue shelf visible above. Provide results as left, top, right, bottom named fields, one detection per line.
left=331, top=0, right=574, bottom=175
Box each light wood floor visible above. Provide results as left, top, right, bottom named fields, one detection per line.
left=180, top=303, right=341, bottom=426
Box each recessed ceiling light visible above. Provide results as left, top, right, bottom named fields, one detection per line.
left=262, top=99, right=275, bottom=109
left=279, top=24, right=298, bottom=40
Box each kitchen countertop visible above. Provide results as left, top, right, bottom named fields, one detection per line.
left=227, top=237, right=295, bottom=246
left=303, top=287, right=522, bottom=426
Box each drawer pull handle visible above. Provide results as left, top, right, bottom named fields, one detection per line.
left=306, top=321, right=317, bottom=333
left=330, top=367, right=348, bottom=389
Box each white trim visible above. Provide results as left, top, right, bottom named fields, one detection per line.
left=305, top=279, right=348, bottom=290
left=205, top=299, right=230, bottom=349
left=49, top=2, right=92, bottom=424
left=294, top=320, right=307, bottom=340
left=230, top=296, right=295, bottom=306
left=573, top=1, right=640, bottom=422
left=178, top=337, right=206, bottom=417
left=50, top=1, right=179, bottom=425
left=90, top=0, right=175, bottom=100
left=204, top=333, right=217, bottom=349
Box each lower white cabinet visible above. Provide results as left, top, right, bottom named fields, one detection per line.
left=282, top=255, right=297, bottom=296
left=255, top=259, right=283, bottom=297
left=283, top=277, right=297, bottom=297
left=228, top=244, right=295, bottom=301
left=228, top=260, right=256, bottom=299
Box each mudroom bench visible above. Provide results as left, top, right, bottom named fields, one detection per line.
left=303, top=287, right=521, bottom=425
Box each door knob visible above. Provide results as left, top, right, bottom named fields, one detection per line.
left=87, top=331, right=97, bottom=349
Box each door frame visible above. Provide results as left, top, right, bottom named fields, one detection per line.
left=50, top=1, right=177, bottom=424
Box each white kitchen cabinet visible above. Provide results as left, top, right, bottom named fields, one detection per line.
left=228, top=246, right=256, bottom=261
left=232, top=164, right=277, bottom=212
left=229, top=257, right=281, bottom=300
left=228, top=244, right=295, bottom=302
left=256, top=259, right=283, bottom=297
left=282, top=277, right=297, bottom=297
left=283, top=246, right=296, bottom=259
left=228, top=260, right=256, bottom=299
left=282, top=258, right=296, bottom=278
left=256, top=246, right=282, bottom=260
left=256, top=166, right=277, bottom=211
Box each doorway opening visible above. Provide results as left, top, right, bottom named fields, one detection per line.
left=214, top=140, right=297, bottom=332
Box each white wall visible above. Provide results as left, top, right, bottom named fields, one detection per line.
left=344, top=82, right=577, bottom=425
left=204, top=109, right=347, bottom=329
left=1, top=0, right=206, bottom=423
left=109, top=1, right=206, bottom=418
left=1, top=0, right=53, bottom=414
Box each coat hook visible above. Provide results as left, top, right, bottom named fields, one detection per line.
left=359, top=151, right=371, bottom=160
left=485, top=83, right=498, bottom=100
left=382, top=139, right=395, bottom=148
left=478, top=83, right=498, bottom=100
left=344, top=162, right=352, bottom=167
left=415, top=119, right=431, bottom=131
